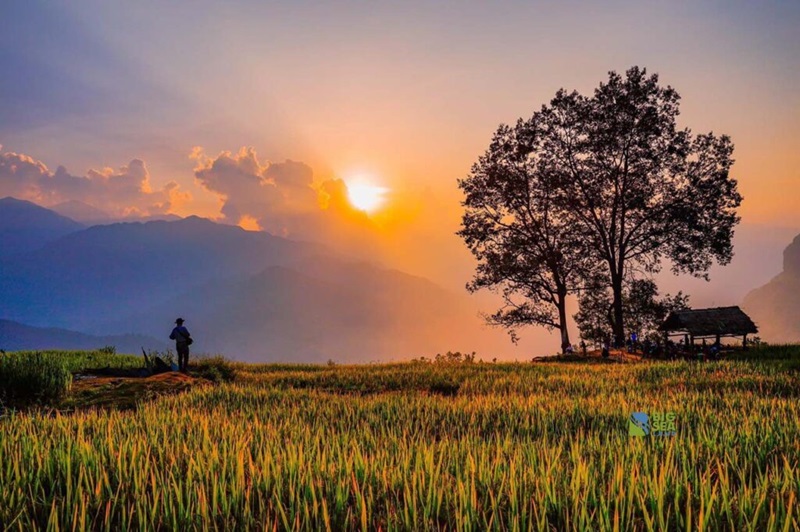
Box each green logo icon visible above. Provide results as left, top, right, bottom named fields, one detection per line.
left=629, top=412, right=649, bottom=436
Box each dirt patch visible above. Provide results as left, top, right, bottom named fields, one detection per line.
left=64, top=371, right=209, bottom=411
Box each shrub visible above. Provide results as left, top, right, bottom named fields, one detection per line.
left=0, top=352, right=72, bottom=405
left=192, top=355, right=236, bottom=382
left=434, top=351, right=477, bottom=364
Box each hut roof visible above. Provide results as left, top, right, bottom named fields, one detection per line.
left=659, top=306, right=758, bottom=337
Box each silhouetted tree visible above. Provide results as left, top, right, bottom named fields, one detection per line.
left=460, top=67, right=740, bottom=350
left=624, top=279, right=690, bottom=341
left=574, top=280, right=614, bottom=346
left=575, top=276, right=690, bottom=345
left=542, top=67, right=741, bottom=345
left=458, top=121, right=591, bottom=353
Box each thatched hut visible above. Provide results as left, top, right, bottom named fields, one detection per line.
left=659, top=306, right=758, bottom=346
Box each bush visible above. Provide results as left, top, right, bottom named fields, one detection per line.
left=434, top=351, right=477, bottom=364
left=192, top=355, right=236, bottom=382
left=0, top=352, right=72, bottom=405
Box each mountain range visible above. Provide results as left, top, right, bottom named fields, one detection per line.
left=50, top=199, right=183, bottom=225
left=0, top=197, right=504, bottom=361
left=743, top=233, right=800, bottom=343
left=0, top=319, right=166, bottom=353
left=0, top=197, right=84, bottom=258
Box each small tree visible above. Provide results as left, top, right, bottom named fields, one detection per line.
left=574, top=282, right=614, bottom=346
left=575, top=277, right=690, bottom=345
left=624, top=279, right=690, bottom=341
left=459, top=121, right=590, bottom=352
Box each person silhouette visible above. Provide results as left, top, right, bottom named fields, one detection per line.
left=169, top=318, right=192, bottom=372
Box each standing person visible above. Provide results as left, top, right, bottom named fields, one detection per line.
left=601, top=336, right=610, bottom=359
left=169, top=318, right=192, bottom=372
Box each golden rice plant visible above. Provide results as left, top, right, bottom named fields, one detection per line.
left=0, top=346, right=798, bottom=530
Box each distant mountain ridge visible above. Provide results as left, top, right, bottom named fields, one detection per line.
left=103, top=259, right=484, bottom=362
left=0, top=214, right=323, bottom=330
left=743, top=233, right=800, bottom=343
left=0, top=319, right=166, bottom=353
left=50, top=200, right=112, bottom=223
left=0, top=197, right=84, bottom=257
left=0, top=200, right=506, bottom=361
left=51, top=199, right=183, bottom=224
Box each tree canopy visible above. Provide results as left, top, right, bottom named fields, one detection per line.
left=459, top=66, right=741, bottom=350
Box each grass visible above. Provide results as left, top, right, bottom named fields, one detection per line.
left=0, top=346, right=798, bottom=529
left=0, top=350, right=231, bottom=411
left=192, top=355, right=237, bottom=383
left=0, top=351, right=73, bottom=405
left=0, top=350, right=145, bottom=407
left=3, top=349, right=144, bottom=373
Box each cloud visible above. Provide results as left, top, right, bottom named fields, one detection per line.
left=0, top=143, right=380, bottom=256
left=0, top=146, right=189, bottom=218
left=191, top=146, right=378, bottom=252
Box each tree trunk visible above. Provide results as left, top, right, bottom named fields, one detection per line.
left=610, top=272, right=625, bottom=347
left=557, top=290, right=571, bottom=354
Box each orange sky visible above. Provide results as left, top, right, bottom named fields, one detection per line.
left=1, top=2, right=799, bottom=353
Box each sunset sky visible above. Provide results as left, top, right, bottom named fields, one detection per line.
left=1, top=1, right=799, bottom=345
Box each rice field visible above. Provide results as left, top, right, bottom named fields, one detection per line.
left=1, top=348, right=799, bottom=530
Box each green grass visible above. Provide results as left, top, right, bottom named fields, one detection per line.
left=0, top=346, right=799, bottom=530
left=0, top=351, right=73, bottom=405
left=0, top=350, right=144, bottom=407
left=6, top=349, right=144, bottom=373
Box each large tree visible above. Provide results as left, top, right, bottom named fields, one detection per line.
left=458, top=121, right=590, bottom=353
left=460, top=66, right=741, bottom=351
left=543, top=67, right=741, bottom=345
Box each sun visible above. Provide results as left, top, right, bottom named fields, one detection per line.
left=346, top=180, right=388, bottom=213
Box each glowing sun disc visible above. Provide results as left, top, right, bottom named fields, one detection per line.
left=347, top=182, right=388, bottom=212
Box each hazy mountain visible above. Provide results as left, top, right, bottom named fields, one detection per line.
left=0, top=319, right=165, bottom=353
left=50, top=200, right=112, bottom=224
left=0, top=210, right=513, bottom=361
left=0, top=216, right=323, bottom=330
left=104, top=257, right=500, bottom=363
left=652, top=223, right=800, bottom=308
left=52, top=200, right=183, bottom=225
left=743, top=233, right=800, bottom=343
left=0, top=197, right=84, bottom=257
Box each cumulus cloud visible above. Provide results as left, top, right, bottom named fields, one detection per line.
left=0, top=143, right=381, bottom=256
left=191, top=146, right=378, bottom=253
left=0, top=146, right=189, bottom=218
